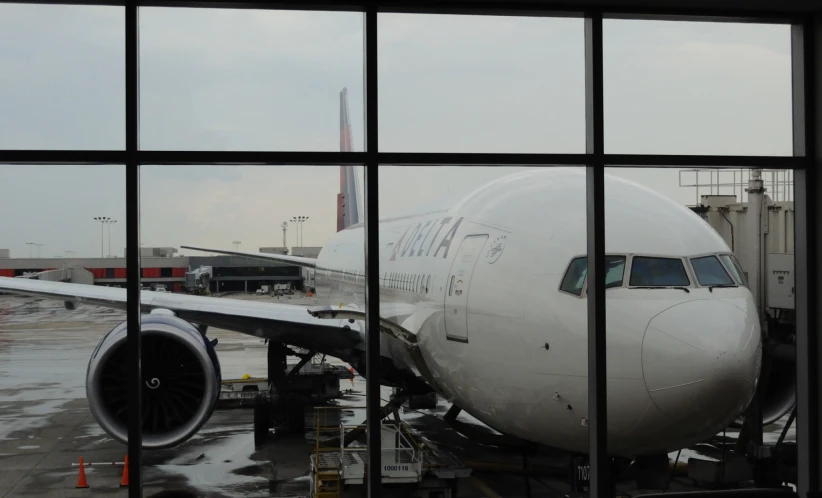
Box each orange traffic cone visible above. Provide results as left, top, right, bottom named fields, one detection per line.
left=76, top=457, right=89, bottom=488
left=120, top=455, right=129, bottom=487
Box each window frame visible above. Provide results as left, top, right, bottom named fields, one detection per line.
left=0, top=2, right=813, bottom=496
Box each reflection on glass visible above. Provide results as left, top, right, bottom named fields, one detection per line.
left=0, top=164, right=127, bottom=494
left=0, top=5, right=124, bottom=149
left=379, top=14, right=585, bottom=153
left=139, top=8, right=364, bottom=151
left=604, top=20, right=792, bottom=155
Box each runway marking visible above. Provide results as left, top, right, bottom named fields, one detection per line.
left=469, top=476, right=503, bottom=498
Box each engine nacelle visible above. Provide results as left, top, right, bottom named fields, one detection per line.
left=86, top=314, right=221, bottom=449
left=734, top=342, right=796, bottom=427
left=759, top=351, right=796, bottom=425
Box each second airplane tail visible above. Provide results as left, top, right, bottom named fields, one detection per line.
left=337, top=87, right=361, bottom=232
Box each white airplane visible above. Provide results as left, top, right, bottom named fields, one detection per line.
left=0, top=88, right=763, bottom=460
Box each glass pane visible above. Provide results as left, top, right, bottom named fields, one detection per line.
left=605, top=256, right=626, bottom=288
left=605, top=166, right=796, bottom=486
left=604, top=20, right=792, bottom=155
left=691, top=255, right=734, bottom=286
left=559, top=255, right=626, bottom=294
left=379, top=14, right=585, bottom=153
left=379, top=165, right=588, bottom=496
left=0, top=5, right=124, bottom=150
left=721, top=253, right=748, bottom=286
left=560, top=257, right=587, bottom=295
left=0, top=164, right=129, bottom=494
left=139, top=165, right=363, bottom=495
left=140, top=8, right=363, bottom=151
left=629, top=256, right=690, bottom=287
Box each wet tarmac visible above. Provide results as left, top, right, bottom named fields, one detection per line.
left=0, top=292, right=797, bottom=497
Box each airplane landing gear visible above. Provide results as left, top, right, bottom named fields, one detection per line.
left=253, top=341, right=317, bottom=449
left=253, top=395, right=271, bottom=449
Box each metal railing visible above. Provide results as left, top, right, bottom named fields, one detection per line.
left=679, top=168, right=794, bottom=205
left=312, top=405, right=424, bottom=493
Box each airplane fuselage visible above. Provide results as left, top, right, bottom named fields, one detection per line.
left=311, top=168, right=761, bottom=457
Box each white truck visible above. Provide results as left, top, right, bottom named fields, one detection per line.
left=255, top=285, right=270, bottom=295
left=273, top=283, right=292, bottom=295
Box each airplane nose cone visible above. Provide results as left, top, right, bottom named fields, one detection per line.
left=642, top=300, right=760, bottom=429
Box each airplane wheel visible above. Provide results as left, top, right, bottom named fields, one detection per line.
left=254, top=396, right=271, bottom=448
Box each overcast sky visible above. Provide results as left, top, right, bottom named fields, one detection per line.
left=0, top=5, right=794, bottom=258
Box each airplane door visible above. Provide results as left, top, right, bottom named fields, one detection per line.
left=444, top=234, right=488, bottom=342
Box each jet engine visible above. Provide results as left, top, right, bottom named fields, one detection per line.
left=86, top=314, right=221, bottom=449
left=735, top=336, right=796, bottom=427
left=759, top=360, right=796, bottom=425
left=758, top=339, right=796, bottom=426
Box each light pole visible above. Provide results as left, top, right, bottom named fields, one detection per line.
left=26, top=242, right=35, bottom=258
left=104, top=219, right=118, bottom=257
left=65, top=250, right=75, bottom=257
left=93, top=216, right=111, bottom=258
left=301, top=216, right=309, bottom=247
left=233, top=240, right=242, bottom=251
left=290, top=216, right=309, bottom=248
left=290, top=217, right=298, bottom=248
left=35, top=243, right=43, bottom=259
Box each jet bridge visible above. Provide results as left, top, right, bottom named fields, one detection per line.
left=185, top=265, right=212, bottom=294
left=680, top=168, right=797, bottom=488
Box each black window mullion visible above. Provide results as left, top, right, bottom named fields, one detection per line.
left=125, top=2, right=142, bottom=496
left=584, top=10, right=609, bottom=496
left=791, top=16, right=820, bottom=497
left=363, top=6, right=381, bottom=498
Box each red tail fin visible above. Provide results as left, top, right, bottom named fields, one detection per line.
left=337, top=88, right=360, bottom=232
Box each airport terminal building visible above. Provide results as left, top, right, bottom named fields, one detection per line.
left=0, top=246, right=320, bottom=293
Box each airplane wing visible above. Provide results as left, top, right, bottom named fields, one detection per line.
left=0, top=277, right=362, bottom=360
left=181, top=245, right=316, bottom=268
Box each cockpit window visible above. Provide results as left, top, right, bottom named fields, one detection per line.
left=560, top=255, right=627, bottom=296
left=560, top=257, right=587, bottom=296
left=720, top=254, right=748, bottom=287
left=629, top=257, right=690, bottom=287
left=691, top=255, right=735, bottom=286
left=604, top=257, right=627, bottom=288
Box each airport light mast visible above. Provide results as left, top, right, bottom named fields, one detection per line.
left=105, top=219, right=117, bottom=258
left=281, top=222, right=288, bottom=252
left=93, top=216, right=111, bottom=258
left=26, top=242, right=35, bottom=258
left=233, top=240, right=242, bottom=251
left=291, top=216, right=309, bottom=248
